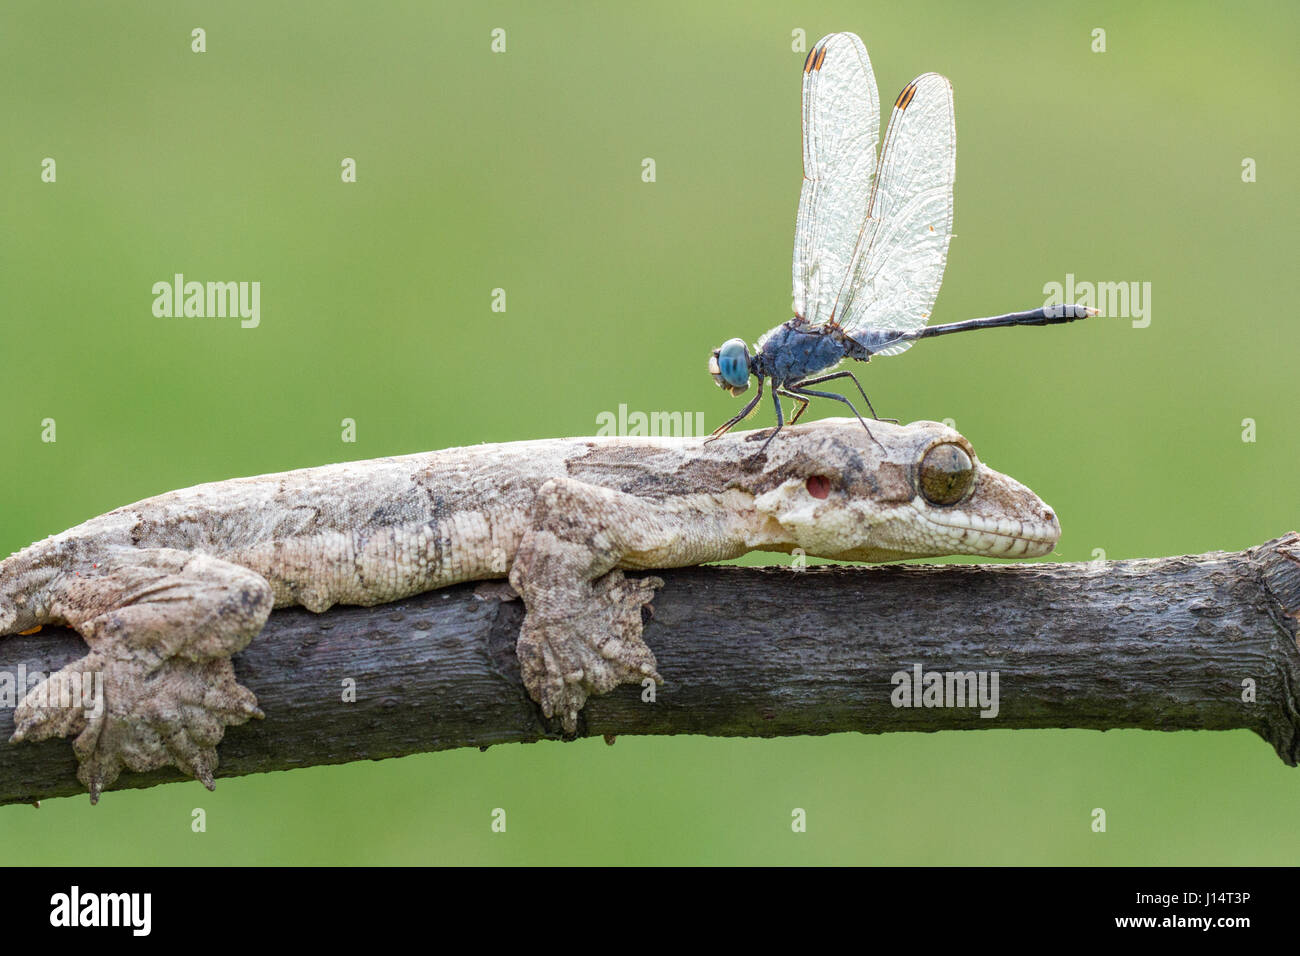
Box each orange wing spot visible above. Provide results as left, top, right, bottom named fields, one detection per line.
left=929, top=225, right=935, bottom=232
left=813, top=45, right=828, bottom=72
left=19, top=626, right=42, bottom=636
left=895, top=83, right=918, bottom=110
left=803, top=47, right=817, bottom=73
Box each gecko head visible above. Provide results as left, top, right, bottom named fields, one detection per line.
left=750, top=418, right=1061, bottom=561
left=709, top=338, right=752, bottom=395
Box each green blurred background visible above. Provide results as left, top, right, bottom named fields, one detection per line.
left=2, top=0, right=1297, bottom=864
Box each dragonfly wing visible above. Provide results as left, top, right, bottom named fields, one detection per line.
left=834, top=73, right=955, bottom=357
left=792, top=32, right=879, bottom=328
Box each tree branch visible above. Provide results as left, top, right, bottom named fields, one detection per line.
left=3, top=534, right=1298, bottom=805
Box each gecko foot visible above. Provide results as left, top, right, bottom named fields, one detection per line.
left=12, top=652, right=262, bottom=802
left=517, top=571, right=664, bottom=733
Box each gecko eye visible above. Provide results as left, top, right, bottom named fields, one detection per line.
left=919, top=443, right=974, bottom=506
left=709, top=338, right=751, bottom=395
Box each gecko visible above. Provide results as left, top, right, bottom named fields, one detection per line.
left=0, top=418, right=1061, bottom=801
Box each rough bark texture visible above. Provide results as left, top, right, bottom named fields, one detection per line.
left=2, top=534, right=1298, bottom=805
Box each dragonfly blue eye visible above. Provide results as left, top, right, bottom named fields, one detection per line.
left=710, top=338, right=751, bottom=393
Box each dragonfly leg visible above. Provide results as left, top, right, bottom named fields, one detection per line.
left=791, top=370, right=897, bottom=423
left=776, top=387, right=811, bottom=427
left=784, top=384, right=886, bottom=454
left=788, top=394, right=811, bottom=425
left=706, top=377, right=765, bottom=443
left=758, top=387, right=787, bottom=454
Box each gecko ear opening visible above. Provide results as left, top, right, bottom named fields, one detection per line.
left=806, top=476, right=831, bottom=499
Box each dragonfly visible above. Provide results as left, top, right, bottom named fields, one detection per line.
left=707, top=32, right=1095, bottom=451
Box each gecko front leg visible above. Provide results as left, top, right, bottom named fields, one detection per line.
left=11, top=548, right=272, bottom=800
left=509, top=477, right=690, bottom=732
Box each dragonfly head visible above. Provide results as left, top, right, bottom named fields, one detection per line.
left=709, top=338, right=752, bottom=395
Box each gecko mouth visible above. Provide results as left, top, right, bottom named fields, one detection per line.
left=923, top=513, right=1060, bottom=556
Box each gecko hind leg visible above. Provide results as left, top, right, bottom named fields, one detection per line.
left=11, top=548, right=272, bottom=801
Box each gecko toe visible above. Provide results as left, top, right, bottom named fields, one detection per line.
left=13, top=653, right=100, bottom=743
left=516, top=567, right=663, bottom=731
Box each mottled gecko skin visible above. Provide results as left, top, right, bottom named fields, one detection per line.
left=0, top=419, right=1060, bottom=800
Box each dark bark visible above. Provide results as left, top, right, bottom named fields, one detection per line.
left=2, top=534, right=1298, bottom=805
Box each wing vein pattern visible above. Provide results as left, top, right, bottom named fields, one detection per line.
left=791, top=32, right=879, bottom=330
left=835, top=72, right=955, bottom=358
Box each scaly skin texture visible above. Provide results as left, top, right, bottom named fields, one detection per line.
left=0, top=419, right=1060, bottom=800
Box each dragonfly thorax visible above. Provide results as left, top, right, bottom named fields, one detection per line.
left=753, top=320, right=853, bottom=386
